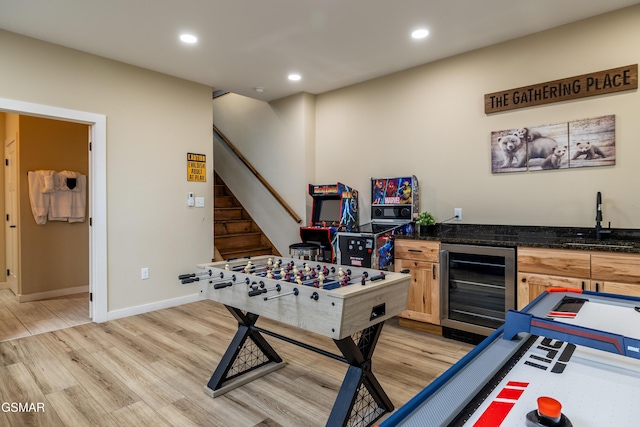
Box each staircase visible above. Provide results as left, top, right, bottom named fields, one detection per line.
left=214, top=173, right=280, bottom=260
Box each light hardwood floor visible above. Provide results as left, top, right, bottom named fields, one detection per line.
left=0, top=299, right=473, bottom=427
left=0, top=290, right=91, bottom=342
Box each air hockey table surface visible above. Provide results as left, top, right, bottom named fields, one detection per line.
left=379, top=289, right=640, bottom=427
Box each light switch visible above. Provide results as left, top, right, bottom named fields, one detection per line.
left=195, top=197, right=205, bottom=208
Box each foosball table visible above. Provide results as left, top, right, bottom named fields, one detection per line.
left=179, top=255, right=411, bottom=427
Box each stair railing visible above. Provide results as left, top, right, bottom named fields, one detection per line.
left=213, top=124, right=302, bottom=224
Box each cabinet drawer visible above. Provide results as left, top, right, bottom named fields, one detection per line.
left=395, top=240, right=440, bottom=262
left=517, top=247, right=590, bottom=278
left=591, top=253, right=640, bottom=284
left=518, top=272, right=588, bottom=290
left=596, top=281, right=640, bottom=297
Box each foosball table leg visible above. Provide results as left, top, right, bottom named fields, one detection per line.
left=327, top=323, right=393, bottom=427
left=204, top=305, right=285, bottom=397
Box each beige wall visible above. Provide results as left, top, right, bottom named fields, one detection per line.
left=19, top=116, right=89, bottom=295
left=315, top=6, right=640, bottom=228
left=0, top=30, right=213, bottom=311
left=213, top=6, right=640, bottom=236
left=213, top=93, right=315, bottom=253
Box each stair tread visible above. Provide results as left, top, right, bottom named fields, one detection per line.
left=215, top=231, right=262, bottom=238
left=222, top=244, right=272, bottom=250
left=220, top=246, right=274, bottom=257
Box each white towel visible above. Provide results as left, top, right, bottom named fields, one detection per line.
left=49, top=171, right=86, bottom=222
left=42, top=175, right=56, bottom=193
left=27, top=170, right=55, bottom=225
left=69, top=174, right=86, bottom=223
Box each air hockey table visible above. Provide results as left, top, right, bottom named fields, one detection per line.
left=379, top=288, right=640, bottom=427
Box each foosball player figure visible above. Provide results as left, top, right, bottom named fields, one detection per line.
left=340, top=273, right=350, bottom=287
left=243, top=261, right=253, bottom=273
left=318, top=272, right=325, bottom=286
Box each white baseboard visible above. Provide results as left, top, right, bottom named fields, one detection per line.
left=106, top=292, right=204, bottom=321
left=18, top=285, right=89, bottom=302
left=0, top=282, right=8, bottom=290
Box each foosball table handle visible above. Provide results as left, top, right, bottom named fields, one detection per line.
left=248, top=288, right=268, bottom=297
left=370, top=272, right=386, bottom=281
left=213, top=281, right=233, bottom=289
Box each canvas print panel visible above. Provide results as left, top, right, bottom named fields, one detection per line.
left=569, top=115, right=615, bottom=168
left=491, top=128, right=528, bottom=173
left=526, top=123, right=570, bottom=171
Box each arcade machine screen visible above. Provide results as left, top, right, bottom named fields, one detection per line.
left=316, top=198, right=341, bottom=226
left=298, top=182, right=359, bottom=263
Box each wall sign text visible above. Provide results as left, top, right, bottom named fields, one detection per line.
left=485, top=64, right=637, bottom=114
left=187, top=152, right=206, bottom=182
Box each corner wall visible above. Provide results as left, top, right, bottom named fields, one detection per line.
left=0, top=29, right=213, bottom=312
left=315, top=6, right=640, bottom=228
left=213, top=93, right=315, bottom=253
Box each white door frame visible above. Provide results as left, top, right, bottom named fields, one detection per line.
left=4, top=136, right=18, bottom=295
left=0, top=97, right=107, bottom=322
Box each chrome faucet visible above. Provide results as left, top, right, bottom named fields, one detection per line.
left=595, top=191, right=611, bottom=241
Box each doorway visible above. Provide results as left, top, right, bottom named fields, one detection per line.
left=0, top=96, right=107, bottom=323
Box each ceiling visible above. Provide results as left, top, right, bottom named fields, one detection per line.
left=0, top=0, right=638, bottom=102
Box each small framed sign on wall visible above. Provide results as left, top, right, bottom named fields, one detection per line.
left=187, top=152, right=206, bottom=182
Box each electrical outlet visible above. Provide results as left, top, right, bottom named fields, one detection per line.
left=454, top=208, right=462, bottom=221
left=141, top=267, right=149, bottom=280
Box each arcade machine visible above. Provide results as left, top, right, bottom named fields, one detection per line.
left=297, top=182, right=358, bottom=263
left=337, top=176, right=418, bottom=270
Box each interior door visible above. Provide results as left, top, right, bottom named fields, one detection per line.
left=4, top=137, right=18, bottom=295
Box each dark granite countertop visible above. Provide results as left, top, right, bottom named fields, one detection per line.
left=398, top=223, right=640, bottom=254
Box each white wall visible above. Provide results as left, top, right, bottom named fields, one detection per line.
left=315, top=6, right=640, bottom=228
left=0, top=30, right=213, bottom=312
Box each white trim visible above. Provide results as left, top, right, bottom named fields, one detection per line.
left=17, top=285, right=89, bottom=303
left=0, top=97, right=108, bottom=323
left=0, top=281, right=8, bottom=290
left=106, top=292, right=203, bottom=321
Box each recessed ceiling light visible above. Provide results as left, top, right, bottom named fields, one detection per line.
left=180, top=34, right=198, bottom=44
left=411, top=29, right=429, bottom=39
left=288, top=74, right=301, bottom=81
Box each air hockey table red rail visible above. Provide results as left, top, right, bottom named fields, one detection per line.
left=378, top=288, right=640, bottom=427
